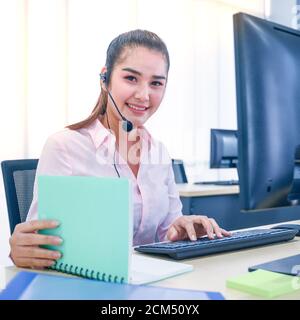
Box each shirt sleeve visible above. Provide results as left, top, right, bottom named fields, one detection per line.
left=156, top=157, right=183, bottom=242
left=26, top=131, right=72, bottom=221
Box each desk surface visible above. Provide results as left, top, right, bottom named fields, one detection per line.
left=2, top=220, right=300, bottom=300
left=177, top=183, right=239, bottom=197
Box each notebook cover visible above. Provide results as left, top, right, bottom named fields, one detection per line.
left=38, top=176, right=132, bottom=283
left=0, top=271, right=225, bottom=300
left=249, top=254, right=300, bottom=276
left=226, top=269, right=300, bottom=298
left=130, top=255, right=193, bottom=285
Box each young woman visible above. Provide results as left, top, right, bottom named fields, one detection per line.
left=9, top=30, right=230, bottom=268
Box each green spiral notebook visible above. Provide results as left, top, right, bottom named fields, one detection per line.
left=38, top=176, right=193, bottom=285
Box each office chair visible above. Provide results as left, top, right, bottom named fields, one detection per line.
left=171, top=159, right=188, bottom=184
left=1, top=159, right=38, bottom=234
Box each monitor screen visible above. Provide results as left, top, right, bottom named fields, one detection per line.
left=234, top=13, right=300, bottom=211
left=210, top=129, right=238, bottom=169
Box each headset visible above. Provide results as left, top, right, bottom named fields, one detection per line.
left=100, top=72, right=133, bottom=132
left=100, top=72, right=135, bottom=178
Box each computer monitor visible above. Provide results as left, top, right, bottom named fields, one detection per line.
left=234, top=12, right=300, bottom=212
left=171, top=159, right=188, bottom=184
left=210, top=129, right=238, bottom=169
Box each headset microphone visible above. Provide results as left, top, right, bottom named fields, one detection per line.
left=100, top=73, right=133, bottom=132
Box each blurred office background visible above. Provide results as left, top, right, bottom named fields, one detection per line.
left=0, top=0, right=299, bottom=263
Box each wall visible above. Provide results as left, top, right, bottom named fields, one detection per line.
left=268, top=0, right=298, bottom=28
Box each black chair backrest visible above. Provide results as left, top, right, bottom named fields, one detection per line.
left=1, top=159, right=38, bottom=234
left=171, top=159, right=188, bottom=184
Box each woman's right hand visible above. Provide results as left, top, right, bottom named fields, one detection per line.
left=9, top=220, right=63, bottom=269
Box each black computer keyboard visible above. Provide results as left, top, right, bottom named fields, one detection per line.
left=194, top=180, right=239, bottom=186
left=135, top=228, right=297, bottom=260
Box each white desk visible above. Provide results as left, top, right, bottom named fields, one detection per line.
left=156, top=228, right=300, bottom=299
left=177, top=183, right=239, bottom=197
left=2, top=221, right=300, bottom=300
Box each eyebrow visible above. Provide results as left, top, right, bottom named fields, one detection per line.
left=122, top=67, right=166, bottom=80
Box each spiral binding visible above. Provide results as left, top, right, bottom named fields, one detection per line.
left=49, top=261, right=125, bottom=283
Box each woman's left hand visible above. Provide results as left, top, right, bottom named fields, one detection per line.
left=167, top=215, right=231, bottom=242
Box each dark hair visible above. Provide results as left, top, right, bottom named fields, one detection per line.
left=67, top=29, right=170, bottom=130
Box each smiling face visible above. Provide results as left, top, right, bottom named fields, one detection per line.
left=103, top=46, right=168, bottom=131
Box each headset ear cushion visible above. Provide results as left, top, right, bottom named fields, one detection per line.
left=100, top=73, right=106, bottom=82
left=100, top=73, right=107, bottom=82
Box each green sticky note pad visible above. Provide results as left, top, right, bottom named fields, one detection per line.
left=226, top=270, right=300, bottom=298
left=38, top=175, right=132, bottom=283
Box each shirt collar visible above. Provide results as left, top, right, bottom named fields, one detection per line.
left=136, top=126, right=156, bottom=151
left=86, top=119, right=156, bottom=150
left=86, top=119, right=111, bottom=150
